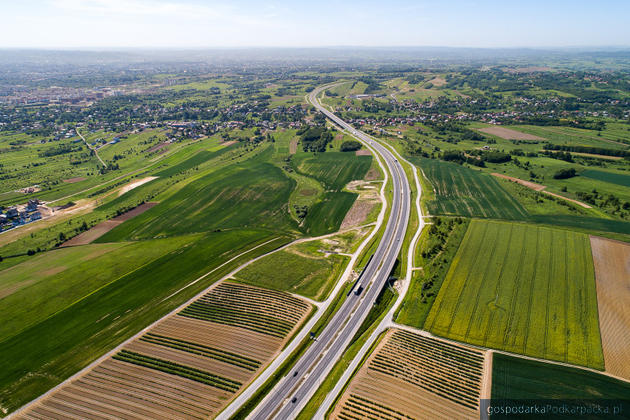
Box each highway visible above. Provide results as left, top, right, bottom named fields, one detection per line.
left=249, top=84, right=411, bottom=419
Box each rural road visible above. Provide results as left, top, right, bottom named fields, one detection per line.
left=76, top=128, right=107, bottom=168
left=248, top=83, right=411, bottom=420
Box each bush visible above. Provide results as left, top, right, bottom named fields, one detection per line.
left=340, top=140, right=362, bottom=152
left=553, top=168, right=577, bottom=179
left=483, top=151, right=511, bottom=163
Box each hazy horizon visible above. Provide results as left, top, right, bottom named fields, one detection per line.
left=2, top=0, right=629, bottom=49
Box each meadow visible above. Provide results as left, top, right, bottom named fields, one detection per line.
left=235, top=242, right=349, bottom=301
left=0, top=230, right=289, bottom=413
left=424, top=219, right=604, bottom=369
left=491, top=353, right=630, bottom=400
left=410, top=157, right=529, bottom=220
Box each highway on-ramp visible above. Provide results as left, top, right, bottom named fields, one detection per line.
left=249, top=84, right=411, bottom=419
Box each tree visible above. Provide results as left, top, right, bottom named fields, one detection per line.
left=340, top=140, right=362, bottom=152
left=553, top=168, right=577, bottom=179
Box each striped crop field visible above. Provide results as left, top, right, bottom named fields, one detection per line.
left=19, top=282, right=312, bottom=419
left=179, top=282, right=312, bottom=338
left=332, top=328, right=486, bottom=419
left=424, top=219, right=604, bottom=369
left=412, top=157, right=529, bottom=220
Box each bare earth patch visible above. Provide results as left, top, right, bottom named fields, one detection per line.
left=341, top=180, right=380, bottom=229
left=289, top=139, right=298, bottom=155
left=492, top=173, right=546, bottom=191
left=355, top=149, right=371, bottom=156
left=492, top=173, right=592, bottom=208
left=570, top=152, right=622, bottom=161
left=428, top=76, right=446, bottom=86
left=331, top=328, right=485, bottom=420
left=590, top=236, right=630, bottom=380
left=364, top=167, right=382, bottom=181
left=146, top=142, right=169, bottom=154
left=112, top=202, right=159, bottom=221
left=118, top=176, right=158, bottom=196
left=478, top=126, right=544, bottom=140
left=61, top=221, right=123, bottom=247
left=507, top=66, right=553, bottom=73
left=340, top=200, right=376, bottom=229
left=62, top=202, right=158, bottom=246
left=62, top=177, right=87, bottom=184
left=20, top=282, right=311, bottom=419
left=220, top=140, right=238, bottom=146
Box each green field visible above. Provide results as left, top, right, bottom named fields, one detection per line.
left=424, top=219, right=603, bottom=369
left=492, top=353, right=630, bottom=399
left=302, top=191, right=358, bottom=236
left=235, top=242, right=349, bottom=301
left=154, top=141, right=238, bottom=178
left=412, top=157, right=529, bottom=220
left=581, top=169, right=630, bottom=187
left=98, top=151, right=298, bottom=241
left=291, top=152, right=372, bottom=235
left=293, top=152, right=372, bottom=190
left=0, top=238, right=189, bottom=341
left=0, top=230, right=289, bottom=412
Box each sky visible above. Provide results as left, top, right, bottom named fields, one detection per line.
left=1, top=0, right=629, bottom=49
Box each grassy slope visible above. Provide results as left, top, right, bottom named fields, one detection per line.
left=0, top=230, right=289, bottom=413
left=0, top=238, right=189, bottom=341
left=97, top=148, right=298, bottom=241
left=424, top=219, right=603, bottom=369
left=492, top=353, right=630, bottom=399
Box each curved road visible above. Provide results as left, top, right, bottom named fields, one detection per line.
left=249, top=84, right=411, bottom=419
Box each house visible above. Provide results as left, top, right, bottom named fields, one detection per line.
left=27, top=199, right=40, bottom=212
left=5, top=207, right=18, bottom=219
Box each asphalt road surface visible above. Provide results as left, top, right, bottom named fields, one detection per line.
left=250, top=84, right=411, bottom=419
